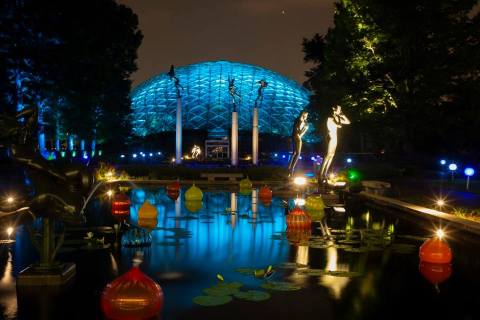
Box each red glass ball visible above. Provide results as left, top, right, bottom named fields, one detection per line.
left=111, top=193, right=131, bottom=219
left=259, top=186, right=273, bottom=200
left=167, top=190, right=179, bottom=201
left=419, top=261, right=452, bottom=286
left=166, top=181, right=180, bottom=193
left=101, top=266, right=164, bottom=320
left=419, top=237, right=452, bottom=264
left=286, top=207, right=312, bottom=229
left=286, top=228, right=312, bottom=245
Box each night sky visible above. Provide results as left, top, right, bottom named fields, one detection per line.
left=118, top=0, right=335, bottom=87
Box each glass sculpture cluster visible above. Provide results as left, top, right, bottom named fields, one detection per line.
left=130, top=60, right=311, bottom=137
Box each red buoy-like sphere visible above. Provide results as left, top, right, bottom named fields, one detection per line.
left=419, top=237, right=452, bottom=264
left=419, top=261, right=452, bottom=286
left=166, top=181, right=181, bottom=193
left=111, top=193, right=131, bottom=220
left=259, top=186, right=273, bottom=200
left=101, top=266, right=164, bottom=320
left=286, top=207, right=312, bottom=229
left=167, top=190, right=179, bottom=201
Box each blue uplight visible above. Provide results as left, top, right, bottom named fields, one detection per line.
left=149, top=153, right=153, bottom=157
left=133, top=153, right=137, bottom=158
left=157, top=152, right=162, bottom=155
left=440, top=159, right=446, bottom=165
left=310, top=156, right=316, bottom=161
left=448, top=163, right=457, bottom=171
left=464, top=167, right=475, bottom=177
left=299, top=156, right=303, bottom=160
left=346, top=158, right=352, bottom=163
left=274, top=153, right=278, bottom=157
left=141, top=153, right=146, bottom=158
left=282, top=155, right=286, bottom=159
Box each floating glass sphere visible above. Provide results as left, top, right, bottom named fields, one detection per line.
left=185, top=200, right=202, bottom=213
left=185, top=184, right=203, bottom=201
left=167, top=190, right=179, bottom=201
left=138, top=201, right=158, bottom=230
left=419, top=237, right=452, bottom=264
left=419, top=261, right=452, bottom=287
left=286, top=207, right=312, bottom=230
left=239, top=177, right=252, bottom=190
left=101, top=265, right=163, bottom=319
left=305, top=195, right=325, bottom=212
left=166, top=181, right=181, bottom=193
left=111, top=193, right=131, bottom=220
left=259, top=186, right=273, bottom=200
left=286, top=228, right=312, bottom=245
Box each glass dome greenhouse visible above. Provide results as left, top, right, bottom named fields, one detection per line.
left=130, top=61, right=311, bottom=137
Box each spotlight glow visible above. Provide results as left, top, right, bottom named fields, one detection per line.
left=440, top=159, right=446, bottom=165
left=464, top=167, right=475, bottom=177
left=293, top=176, right=307, bottom=186
left=132, top=153, right=137, bottom=158
left=448, top=163, right=457, bottom=171
left=436, top=229, right=445, bottom=240
left=106, top=190, right=114, bottom=197
left=346, top=158, right=352, bottom=163
left=6, top=227, right=14, bottom=238
left=6, top=196, right=14, bottom=204
left=294, top=197, right=306, bottom=206
left=436, top=199, right=445, bottom=207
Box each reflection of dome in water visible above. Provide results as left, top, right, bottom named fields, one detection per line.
left=130, top=61, right=311, bottom=137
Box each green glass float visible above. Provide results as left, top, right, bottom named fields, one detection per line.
left=239, top=177, right=252, bottom=190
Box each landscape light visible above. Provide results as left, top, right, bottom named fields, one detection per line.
left=6, top=196, right=14, bottom=204
left=440, top=159, right=446, bottom=165
left=448, top=163, right=457, bottom=171
left=464, top=167, right=475, bottom=177
left=149, top=153, right=153, bottom=157
left=171, top=158, right=176, bottom=163
left=346, top=158, right=352, bottom=164
left=141, top=154, right=146, bottom=157
left=106, top=190, right=114, bottom=197
left=294, top=197, right=305, bottom=206
left=274, top=153, right=278, bottom=157
left=333, top=207, right=346, bottom=213
left=120, top=154, right=125, bottom=158
left=282, top=155, right=286, bottom=159
left=157, top=152, right=162, bottom=155
left=310, top=156, right=316, bottom=161
left=60, top=151, right=66, bottom=158
left=132, top=153, right=137, bottom=158
left=435, top=199, right=445, bottom=207
left=6, top=227, right=14, bottom=238
left=464, top=167, right=475, bottom=190
left=293, top=176, right=307, bottom=186
left=299, top=156, right=303, bottom=160
left=436, top=228, right=445, bottom=240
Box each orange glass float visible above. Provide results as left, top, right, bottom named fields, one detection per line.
left=286, top=228, right=312, bottom=245
left=137, top=201, right=158, bottom=230
left=286, top=207, right=312, bottom=229
left=259, top=186, right=273, bottom=200
left=419, top=237, right=452, bottom=264
left=419, top=261, right=452, bottom=287
left=111, top=193, right=131, bottom=220
left=101, top=259, right=163, bottom=319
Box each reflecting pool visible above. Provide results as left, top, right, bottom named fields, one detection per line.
left=1, top=186, right=480, bottom=320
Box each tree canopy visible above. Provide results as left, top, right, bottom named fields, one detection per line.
left=303, top=0, right=480, bottom=158
left=0, top=0, right=142, bottom=148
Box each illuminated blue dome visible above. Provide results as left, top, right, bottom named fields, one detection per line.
left=130, top=60, right=311, bottom=137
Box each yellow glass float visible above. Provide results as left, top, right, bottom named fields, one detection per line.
left=185, top=184, right=203, bottom=201
left=138, top=201, right=158, bottom=230
left=239, top=177, right=252, bottom=190
left=305, top=195, right=325, bottom=221
left=185, top=200, right=203, bottom=213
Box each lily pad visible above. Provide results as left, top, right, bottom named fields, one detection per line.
left=261, top=281, right=301, bottom=291
left=193, top=295, right=232, bottom=306
left=234, top=290, right=271, bottom=301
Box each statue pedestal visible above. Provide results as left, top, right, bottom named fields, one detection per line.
left=17, top=263, right=76, bottom=287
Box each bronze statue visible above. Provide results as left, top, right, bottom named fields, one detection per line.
left=167, top=64, right=183, bottom=98
left=287, top=111, right=309, bottom=176
left=254, top=79, right=268, bottom=108
left=318, top=105, right=350, bottom=182
left=228, top=78, right=241, bottom=112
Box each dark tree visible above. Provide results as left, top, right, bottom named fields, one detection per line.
left=0, top=0, right=142, bottom=149
left=303, top=0, right=480, bottom=159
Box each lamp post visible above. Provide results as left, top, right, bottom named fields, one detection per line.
left=464, top=167, right=475, bottom=191
left=448, top=163, right=457, bottom=182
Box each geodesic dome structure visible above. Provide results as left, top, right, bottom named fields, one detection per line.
left=130, top=60, right=311, bottom=137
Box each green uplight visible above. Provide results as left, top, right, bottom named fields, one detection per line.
left=347, top=169, right=361, bottom=181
